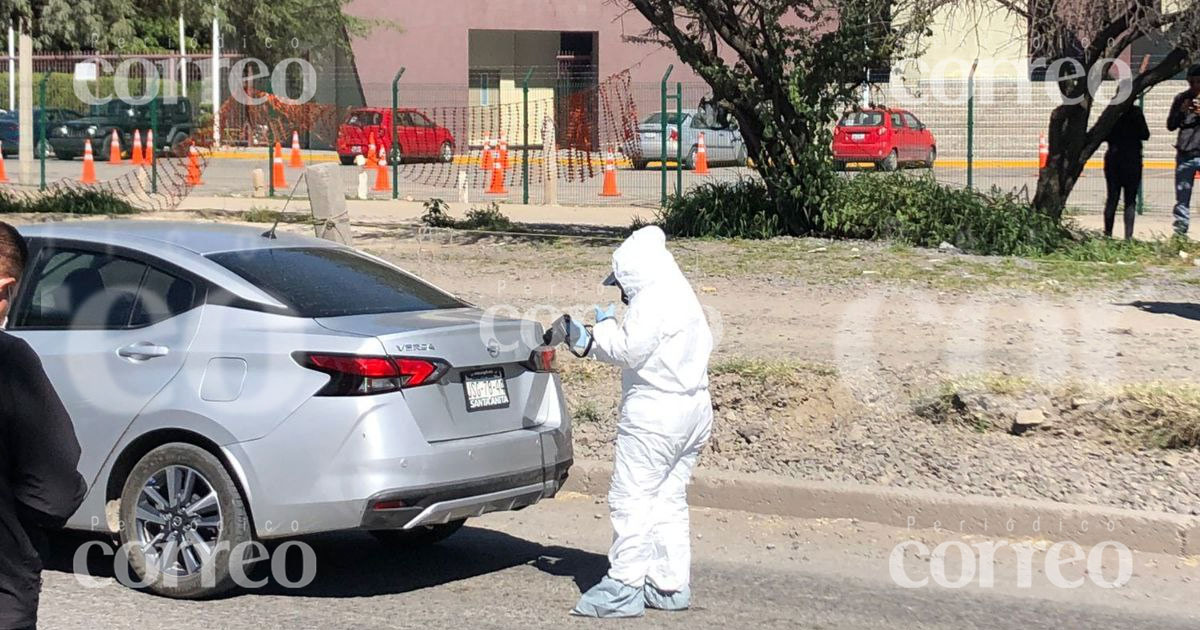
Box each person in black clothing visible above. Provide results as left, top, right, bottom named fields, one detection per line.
left=0, top=221, right=87, bottom=630
left=1167, top=65, right=1200, bottom=236
left=1102, top=92, right=1151, bottom=241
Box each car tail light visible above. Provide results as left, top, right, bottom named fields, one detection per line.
left=294, top=352, right=449, bottom=396
left=528, top=346, right=558, bottom=373
left=669, top=127, right=679, bottom=142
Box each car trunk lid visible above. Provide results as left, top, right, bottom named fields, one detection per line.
left=315, top=308, right=549, bottom=442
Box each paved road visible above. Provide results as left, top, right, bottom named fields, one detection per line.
left=0, top=152, right=1184, bottom=214
left=36, top=492, right=1200, bottom=629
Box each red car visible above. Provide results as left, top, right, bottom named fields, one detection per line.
left=832, top=107, right=936, bottom=171
left=336, top=107, right=455, bottom=165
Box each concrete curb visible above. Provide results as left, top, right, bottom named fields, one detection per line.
left=562, top=460, right=1200, bottom=556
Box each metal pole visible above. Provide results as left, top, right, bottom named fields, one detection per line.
left=391, top=67, right=404, bottom=199
left=151, top=97, right=159, bottom=194
left=1137, top=55, right=1150, bottom=216
left=660, top=65, right=673, bottom=205
left=675, top=81, right=682, bottom=196
left=178, top=14, right=187, bottom=99
left=522, top=68, right=533, bottom=204
left=211, top=5, right=221, bottom=146
left=266, top=81, right=275, bottom=197
left=37, top=74, right=46, bottom=191
left=967, top=59, right=978, bottom=191
left=7, top=24, right=13, bottom=112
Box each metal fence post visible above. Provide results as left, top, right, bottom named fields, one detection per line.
left=522, top=68, right=533, bottom=204
left=966, top=59, right=978, bottom=191
left=266, top=82, right=275, bottom=197
left=37, top=73, right=46, bottom=191
left=660, top=65, right=673, bottom=205
left=1137, top=90, right=1146, bottom=216
left=151, top=96, right=159, bottom=194
left=391, top=67, right=405, bottom=200
left=676, top=81, right=682, bottom=196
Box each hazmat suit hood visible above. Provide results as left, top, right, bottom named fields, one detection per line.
left=607, top=226, right=680, bottom=302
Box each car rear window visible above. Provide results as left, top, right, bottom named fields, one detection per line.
left=839, top=112, right=884, bottom=127
left=207, top=247, right=467, bottom=318
left=643, top=112, right=687, bottom=126
left=345, top=111, right=382, bottom=127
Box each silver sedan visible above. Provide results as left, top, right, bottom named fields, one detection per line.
left=7, top=221, right=572, bottom=599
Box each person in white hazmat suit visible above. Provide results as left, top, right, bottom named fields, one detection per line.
left=549, top=226, right=714, bottom=618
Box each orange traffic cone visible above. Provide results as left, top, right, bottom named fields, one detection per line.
left=130, top=130, right=144, bottom=166
left=0, top=142, right=9, bottom=183
left=694, top=132, right=710, bottom=174
left=485, top=152, right=507, bottom=195
left=273, top=141, right=287, bottom=187
left=600, top=146, right=621, bottom=197
left=143, top=130, right=154, bottom=165
left=186, top=146, right=202, bottom=186
left=1038, top=132, right=1048, bottom=170
left=80, top=139, right=97, bottom=184
left=499, top=138, right=509, bottom=170
left=289, top=130, right=303, bottom=168
left=373, top=146, right=390, bottom=192
left=366, top=133, right=378, bottom=168
left=482, top=138, right=494, bottom=172
left=108, top=129, right=122, bottom=164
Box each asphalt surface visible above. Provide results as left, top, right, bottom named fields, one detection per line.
left=0, top=152, right=1185, bottom=214
left=36, top=492, right=1200, bottom=629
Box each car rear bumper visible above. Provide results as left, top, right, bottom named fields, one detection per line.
left=637, top=137, right=679, bottom=161
left=360, top=459, right=572, bottom=530
left=225, top=379, right=573, bottom=539
left=833, top=144, right=890, bottom=161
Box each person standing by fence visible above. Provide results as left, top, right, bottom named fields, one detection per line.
left=1167, top=65, right=1200, bottom=237
left=1102, top=89, right=1150, bottom=241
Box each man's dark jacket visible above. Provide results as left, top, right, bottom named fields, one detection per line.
left=0, top=332, right=87, bottom=630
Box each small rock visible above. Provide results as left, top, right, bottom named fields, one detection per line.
left=807, top=247, right=828, bottom=254
left=1181, top=250, right=1191, bottom=261
left=1014, top=409, right=1046, bottom=426
left=1164, top=453, right=1183, bottom=467
left=938, top=241, right=961, bottom=253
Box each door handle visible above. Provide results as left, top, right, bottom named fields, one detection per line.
left=117, top=342, right=170, bottom=361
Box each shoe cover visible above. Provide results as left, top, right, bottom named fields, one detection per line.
left=570, top=576, right=646, bottom=618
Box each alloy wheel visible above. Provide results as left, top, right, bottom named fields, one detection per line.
left=134, top=465, right=223, bottom=578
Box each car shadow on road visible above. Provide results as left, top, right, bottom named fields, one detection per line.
left=42, top=526, right=608, bottom=600
left=1125, top=301, right=1200, bottom=323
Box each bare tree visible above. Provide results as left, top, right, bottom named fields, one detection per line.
left=986, top=0, right=1200, bottom=221
left=619, top=0, right=942, bottom=233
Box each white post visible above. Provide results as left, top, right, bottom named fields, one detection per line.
left=211, top=8, right=220, bottom=146
left=179, top=14, right=187, bottom=99
left=18, top=23, right=31, bottom=184
left=7, top=24, right=13, bottom=112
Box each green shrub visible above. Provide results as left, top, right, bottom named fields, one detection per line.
left=656, top=178, right=782, bottom=239
left=420, top=198, right=456, bottom=228
left=0, top=189, right=138, bottom=215
left=458, top=203, right=513, bottom=232
left=823, top=173, right=1069, bottom=256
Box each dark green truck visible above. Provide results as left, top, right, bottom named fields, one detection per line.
left=47, top=98, right=194, bottom=160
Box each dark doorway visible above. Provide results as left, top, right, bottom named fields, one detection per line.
left=556, top=32, right=598, bottom=151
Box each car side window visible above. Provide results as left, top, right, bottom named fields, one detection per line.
left=396, top=112, right=414, bottom=127
left=412, top=113, right=434, bottom=128
left=890, top=113, right=904, bottom=128
left=130, top=267, right=197, bottom=327
left=15, top=249, right=147, bottom=330
left=904, top=113, right=923, bottom=129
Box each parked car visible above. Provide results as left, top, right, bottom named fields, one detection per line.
left=832, top=107, right=936, bottom=171
left=0, top=108, right=82, bottom=157
left=6, top=221, right=572, bottom=599
left=336, top=107, right=455, bottom=165
left=48, top=98, right=194, bottom=161
left=633, top=108, right=747, bottom=170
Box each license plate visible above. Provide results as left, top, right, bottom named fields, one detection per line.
left=852, top=133, right=865, bottom=141
left=463, top=368, right=510, bottom=412
left=351, top=146, right=362, bottom=154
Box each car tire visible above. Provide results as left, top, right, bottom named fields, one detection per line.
left=370, top=520, right=465, bottom=547
left=439, top=141, right=453, bottom=164
left=631, top=159, right=648, bottom=170
left=55, top=152, right=76, bottom=161
left=924, top=147, right=936, bottom=169
left=339, top=155, right=356, bottom=166
left=878, top=150, right=899, bottom=172
left=683, top=147, right=697, bottom=170
left=735, top=145, right=748, bottom=167
left=118, top=443, right=253, bottom=599
left=833, top=160, right=846, bottom=172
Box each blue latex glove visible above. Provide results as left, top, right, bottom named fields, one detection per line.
left=594, top=303, right=617, bottom=323
left=568, top=316, right=592, bottom=354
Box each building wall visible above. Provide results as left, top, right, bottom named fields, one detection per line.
left=912, top=4, right=1029, bottom=79
left=345, top=0, right=701, bottom=91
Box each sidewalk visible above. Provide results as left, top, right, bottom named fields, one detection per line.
left=175, top=196, right=652, bottom=227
